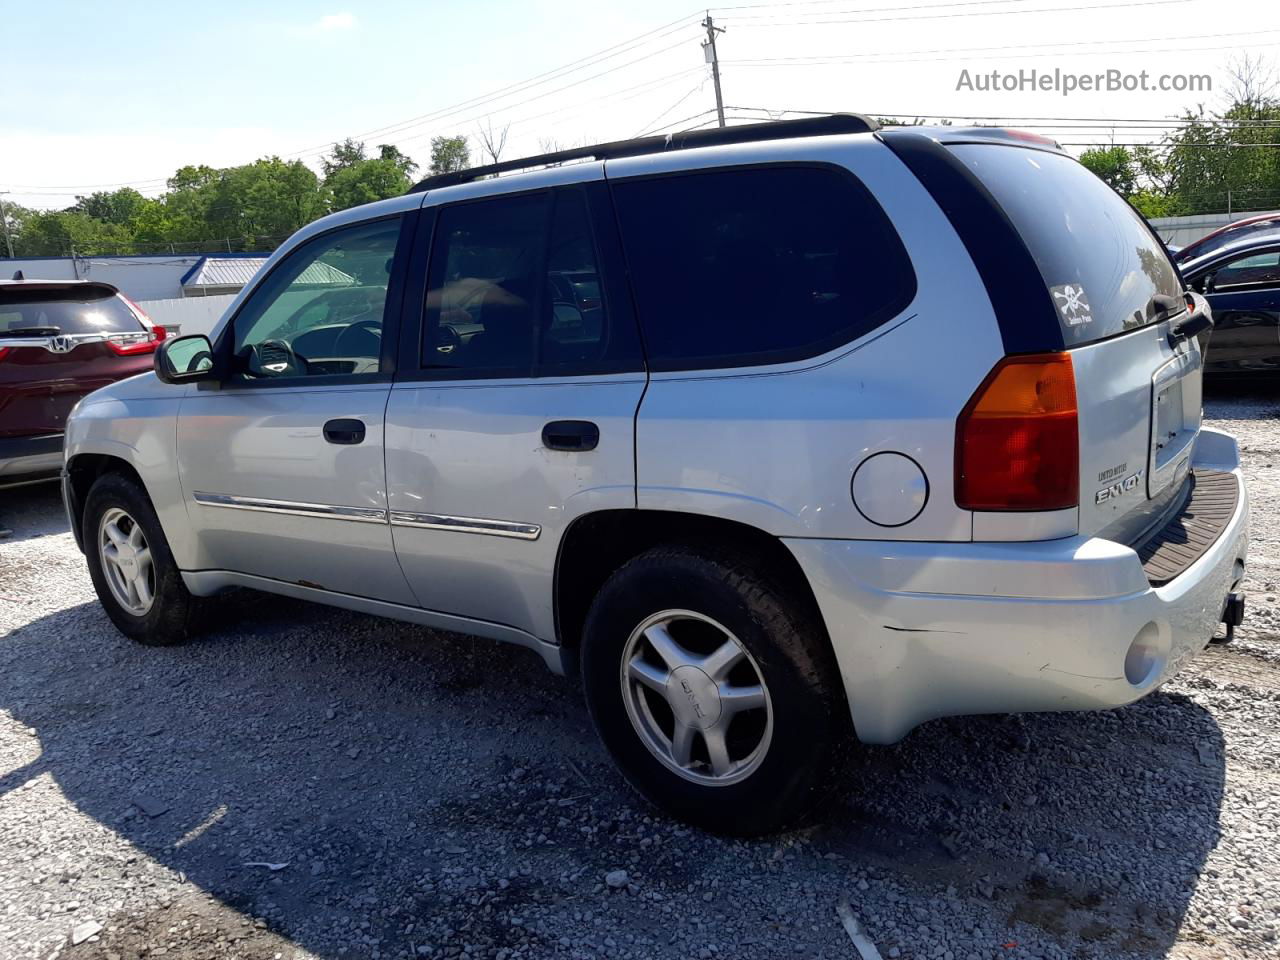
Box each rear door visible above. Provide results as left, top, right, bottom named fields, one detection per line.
left=385, top=170, right=645, bottom=642
left=947, top=143, right=1198, bottom=541
left=0, top=285, right=156, bottom=439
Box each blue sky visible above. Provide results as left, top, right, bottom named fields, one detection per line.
left=2, top=0, right=1273, bottom=208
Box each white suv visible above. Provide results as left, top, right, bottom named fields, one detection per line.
left=63, top=116, right=1249, bottom=835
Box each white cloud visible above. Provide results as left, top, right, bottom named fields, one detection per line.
left=315, top=12, right=355, bottom=31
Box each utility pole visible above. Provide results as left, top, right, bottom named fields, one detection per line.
left=701, top=12, right=726, bottom=128
left=0, top=192, right=15, bottom=259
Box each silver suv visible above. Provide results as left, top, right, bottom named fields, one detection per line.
left=63, top=116, right=1249, bottom=835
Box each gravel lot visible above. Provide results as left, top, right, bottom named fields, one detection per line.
left=2, top=385, right=1278, bottom=960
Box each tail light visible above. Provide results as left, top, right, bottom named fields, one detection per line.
left=0, top=347, right=9, bottom=363
left=955, top=352, right=1078, bottom=511
left=107, top=296, right=168, bottom=355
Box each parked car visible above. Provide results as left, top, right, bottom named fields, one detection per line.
left=62, top=116, right=1249, bottom=835
left=1179, top=230, right=1280, bottom=376
left=0, top=278, right=170, bottom=489
left=1173, top=212, right=1280, bottom=265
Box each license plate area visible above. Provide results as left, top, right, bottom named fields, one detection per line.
left=1149, top=344, right=1201, bottom=499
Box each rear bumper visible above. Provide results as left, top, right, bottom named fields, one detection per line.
left=785, top=428, right=1250, bottom=744
left=0, top=434, right=64, bottom=489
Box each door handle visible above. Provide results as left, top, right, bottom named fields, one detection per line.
left=323, top=418, right=366, bottom=445
left=542, top=420, right=599, bottom=452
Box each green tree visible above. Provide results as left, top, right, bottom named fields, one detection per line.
left=322, top=138, right=368, bottom=176
left=16, top=210, right=134, bottom=256
left=376, top=143, right=418, bottom=178
left=69, top=188, right=146, bottom=226
left=429, top=135, right=470, bottom=175
left=1079, top=146, right=1139, bottom=196
left=325, top=156, right=415, bottom=212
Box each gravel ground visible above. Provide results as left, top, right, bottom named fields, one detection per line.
left=1, top=385, right=1278, bottom=960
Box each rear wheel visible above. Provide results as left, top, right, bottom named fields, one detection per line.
left=84, top=473, right=199, bottom=646
left=581, top=545, right=846, bottom=835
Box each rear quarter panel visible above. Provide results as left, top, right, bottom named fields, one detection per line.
left=623, top=136, right=1003, bottom=540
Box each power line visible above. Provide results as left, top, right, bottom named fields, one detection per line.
left=3, top=12, right=706, bottom=193
left=721, top=0, right=1190, bottom=25
left=725, top=37, right=1280, bottom=67
left=635, top=79, right=710, bottom=136
left=720, top=27, right=1280, bottom=64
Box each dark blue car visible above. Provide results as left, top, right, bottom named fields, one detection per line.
left=1180, top=229, right=1280, bottom=376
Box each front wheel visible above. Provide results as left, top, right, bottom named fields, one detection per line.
left=581, top=545, right=847, bottom=835
left=83, top=472, right=199, bottom=646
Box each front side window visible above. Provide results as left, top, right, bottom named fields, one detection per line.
left=420, top=189, right=619, bottom=377
left=609, top=165, right=916, bottom=371
left=232, top=217, right=401, bottom=379
left=1211, top=250, right=1280, bottom=292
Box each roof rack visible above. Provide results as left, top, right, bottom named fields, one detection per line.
left=407, top=113, right=879, bottom=193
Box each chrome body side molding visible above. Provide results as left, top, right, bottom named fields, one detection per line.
left=192, top=492, right=387, bottom=524
left=389, top=511, right=541, bottom=541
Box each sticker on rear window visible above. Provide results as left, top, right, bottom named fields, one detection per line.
left=1051, top=283, right=1093, bottom=327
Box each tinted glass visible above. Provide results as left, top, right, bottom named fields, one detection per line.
left=0, top=290, right=142, bottom=336
left=543, top=190, right=609, bottom=368
left=1213, top=250, right=1280, bottom=291
left=232, top=217, right=400, bottom=379
left=421, top=189, right=623, bottom=377
left=610, top=166, right=915, bottom=370
left=422, top=193, right=547, bottom=375
left=951, top=145, right=1182, bottom=346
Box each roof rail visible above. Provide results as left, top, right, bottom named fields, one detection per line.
left=407, top=113, right=879, bottom=193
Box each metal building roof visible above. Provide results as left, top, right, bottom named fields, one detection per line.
left=180, top=256, right=355, bottom=291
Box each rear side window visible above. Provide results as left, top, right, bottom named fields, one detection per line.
left=420, top=187, right=636, bottom=377
left=610, top=166, right=916, bottom=371
left=950, top=145, right=1182, bottom=346
left=0, top=289, right=142, bottom=336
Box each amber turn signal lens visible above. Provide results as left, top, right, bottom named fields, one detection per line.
left=955, top=353, right=1079, bottom=511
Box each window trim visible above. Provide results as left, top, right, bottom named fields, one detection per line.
left=397, top=182, right=645, bottom=383
left=210, top=212, right=414, bottom=391
left=1204, top=246, right=1280, bottom=294
left=605, top=161, right=918, bottom=373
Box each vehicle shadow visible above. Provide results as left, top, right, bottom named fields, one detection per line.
left=0, top=581, right=1226, bottom=959
left=0, top=480, right=66, bottom=544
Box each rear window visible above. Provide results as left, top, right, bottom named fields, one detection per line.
left=610, top=165, right=916, bottom=371
left=950, top=145, right=1182, bottom=346
left=0, top=288, right=142, bottom=336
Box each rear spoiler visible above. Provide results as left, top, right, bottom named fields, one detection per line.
left=0, top=280, right=120, bottom=301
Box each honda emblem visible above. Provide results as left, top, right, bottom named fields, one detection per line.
left=48, top=336, right=75, bottom=354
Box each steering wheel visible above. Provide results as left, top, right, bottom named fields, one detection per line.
left=333, top=315, right=383, bottom=357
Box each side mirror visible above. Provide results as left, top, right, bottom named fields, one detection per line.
left=1202, top=271, right=1217, bottom=294
left=155, top=334, right=215, bottom=384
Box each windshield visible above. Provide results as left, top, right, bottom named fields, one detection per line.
left=950, top=144, right=1182, bottom=346
left=0, top=289, right=142, bottom=336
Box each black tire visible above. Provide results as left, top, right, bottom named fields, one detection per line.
left=581, top=544, right=847, bottom=836
left=83, top=472, right=199, bottom=646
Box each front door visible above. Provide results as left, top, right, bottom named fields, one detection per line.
left=385, top=173, right=646, bottom=641
left=177, top=214, right=417, bottom=605
left=1202, top=246, right=1280, bottom=374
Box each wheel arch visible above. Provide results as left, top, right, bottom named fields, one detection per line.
left=554, top=509, right=830, bottom=653
left=64, top=453, right=147, bottom=552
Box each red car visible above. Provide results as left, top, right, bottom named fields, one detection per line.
left=0, top=278, right=171, bottom=489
